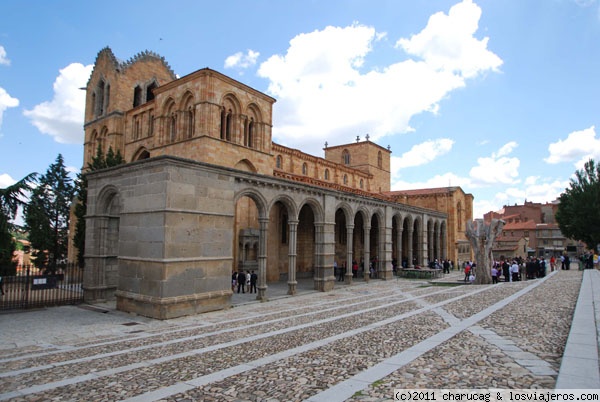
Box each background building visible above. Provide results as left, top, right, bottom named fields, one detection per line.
left=386, top=187, right=474, bottom=266
left=484, top=200, right=583, bottom=259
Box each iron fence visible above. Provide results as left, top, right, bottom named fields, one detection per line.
left=0, top=263, right=84, bottom=311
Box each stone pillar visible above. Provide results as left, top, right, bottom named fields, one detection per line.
left=381, top=215, right=394, bottom=280
left=364, top=225, right=371, bottom=281
left=314, top=221, right=335, bottom=291
left=397, top=227, right=403, bottom=269
left=257, top=217, right=269, bottom=301
left=423, top=226, right=429, bottom=267
left=407, top=228, right=414, bottom=268
left=287, top=220, right=298, bottom=295
left=345, top=225, right=354, bottom=284
left=435, top=226, right=441, bottom=261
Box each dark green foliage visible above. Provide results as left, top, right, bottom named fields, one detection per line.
left=25, top=154, right=74, bottom=272
left=556, top=159, right=600, bottom=251
left=0, top=173, right=37, bottom=274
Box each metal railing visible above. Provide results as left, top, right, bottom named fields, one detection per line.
left=0, top=263, right=84, bottom=311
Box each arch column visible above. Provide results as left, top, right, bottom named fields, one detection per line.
left=407, top=228, right=414, bottom=268
left=396, top=226, right=403, bottom=271
left=442, top=225, right=448, bottom=260
left=287, top=220, right=298, bottom=295
left=363, top=224, right=371, bottom=280
left=423, top=226, right=429, bottom=267
left=435, top=225, right=441, bottom=261
left=345, top=225, right=354, bottom=284
left=257, top=217, right=269, bottom=301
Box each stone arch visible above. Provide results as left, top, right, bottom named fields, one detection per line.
left=180, top=91, right=195, bottom=139
left=220, top=93, right=241, bottom=142
left=234, top=187, right=268, bottom=288
left=132, top=147, right=151, bottom=161
left=161, top=97, right=177, bottom=144
left=234, top=159, right=258, bottom=173
left=234, top=188, right=269, bottom=219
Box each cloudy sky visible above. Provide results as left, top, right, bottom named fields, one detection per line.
left=1, top=0, right=599, bottom=219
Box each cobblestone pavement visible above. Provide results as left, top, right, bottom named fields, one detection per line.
left=0, top=269, right=585, bottom=401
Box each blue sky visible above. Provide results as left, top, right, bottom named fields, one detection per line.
left=1, top=0, right=599, bottom=220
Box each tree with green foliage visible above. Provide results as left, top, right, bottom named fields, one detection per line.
left=555, top=159, right=600, bottom=251
left=0, top=173, right=37, bottom=274
left=73, top=145, right=124, bottom=267
left=25, top=155, right=75, bottom=271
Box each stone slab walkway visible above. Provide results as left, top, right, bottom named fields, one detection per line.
left=0, top=269, right=596, bottom=401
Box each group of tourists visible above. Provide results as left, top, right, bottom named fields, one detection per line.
left=232, top=270, right=257, bottom=294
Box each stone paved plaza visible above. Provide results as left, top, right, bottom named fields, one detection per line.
left=0, top=269, right=597, bottom=401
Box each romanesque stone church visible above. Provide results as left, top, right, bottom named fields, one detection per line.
left=81, top=48, right=472, bottom=319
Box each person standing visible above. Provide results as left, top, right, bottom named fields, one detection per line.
left=443, top=259, right=450, bottom=274
left=510, top=260, right=520, bottom=282
left=491, top=264, right=498, bottom=284
left=237, top=271, right=246, bottom=293
left=250, top=270, right=257, bottom=293
left=464, top=263, right=471, bottom=283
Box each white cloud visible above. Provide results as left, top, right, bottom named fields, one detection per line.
left=0, top=87, right=19, bottom=131
left=391, top=171, right=472, bottom=194
left=0, top=173, right=16, bottom=189
left=225, top=50, right=260, bottom=69
left=257, top=1, right=502, bottom=154
left=23, top=62, right=93, bottom=144
left=391, top=138, right=454, bottom=171
left=469, top=142, right=520, bottom=185
left=0, top=46, right=10, bottom=66
left=396, top=0, right=503, bottom=79
left=545, top=126, right=600, bottom=168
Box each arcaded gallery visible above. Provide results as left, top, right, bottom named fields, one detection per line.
left=81, top=48, right=456, bottom=319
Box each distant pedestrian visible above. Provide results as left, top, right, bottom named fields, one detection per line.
left=491, top=265, right=498, bottom=284
left=464, top=263, right=471, bottom=283
left=510, top=261, right=520, bottom=282
left=250, top=271, right=257, bottom=293
left=443, top=260, right=450, bottom=274
left=237, top=271, right=246, bottom=293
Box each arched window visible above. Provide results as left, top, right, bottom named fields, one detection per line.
left=360, top=179, right=364, bottom=189
left=186, top=106, right=194, bottom=139
left=302, top=163, right=308, bottom=175
left=169, top=114, right=177, bottom=142
left=324, top=169, right=329, bottom=180
left=342, top=149, right=350, bottom=165
left=146, top=82, right=157, bottom=102
left=377, top=151, right=382, bottom=168
left=276, top=155, right=282, bottom=169
left=148, top=113, right=154, bottom=136
left=457, top=202, right=463, bottom=231
left=221, top=108, right=233, bottom=141
left=343, top=174, right=348, bottom=185
left=133, top=85, right=143, bottom=108
left=133, top=115, right=141, bottom=140
left=95, top=79, right=105, bottom=117
left=247, top=118, right=254, bottom=148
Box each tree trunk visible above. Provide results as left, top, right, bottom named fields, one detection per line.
left=465, top=219, right=505, bottom=285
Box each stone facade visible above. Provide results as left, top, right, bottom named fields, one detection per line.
left=81, top=48, right=449, bottom=319
left=386, top=187, right=474, bottom=266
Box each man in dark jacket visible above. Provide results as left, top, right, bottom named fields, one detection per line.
left=237, top=271, right=246, bottom=293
